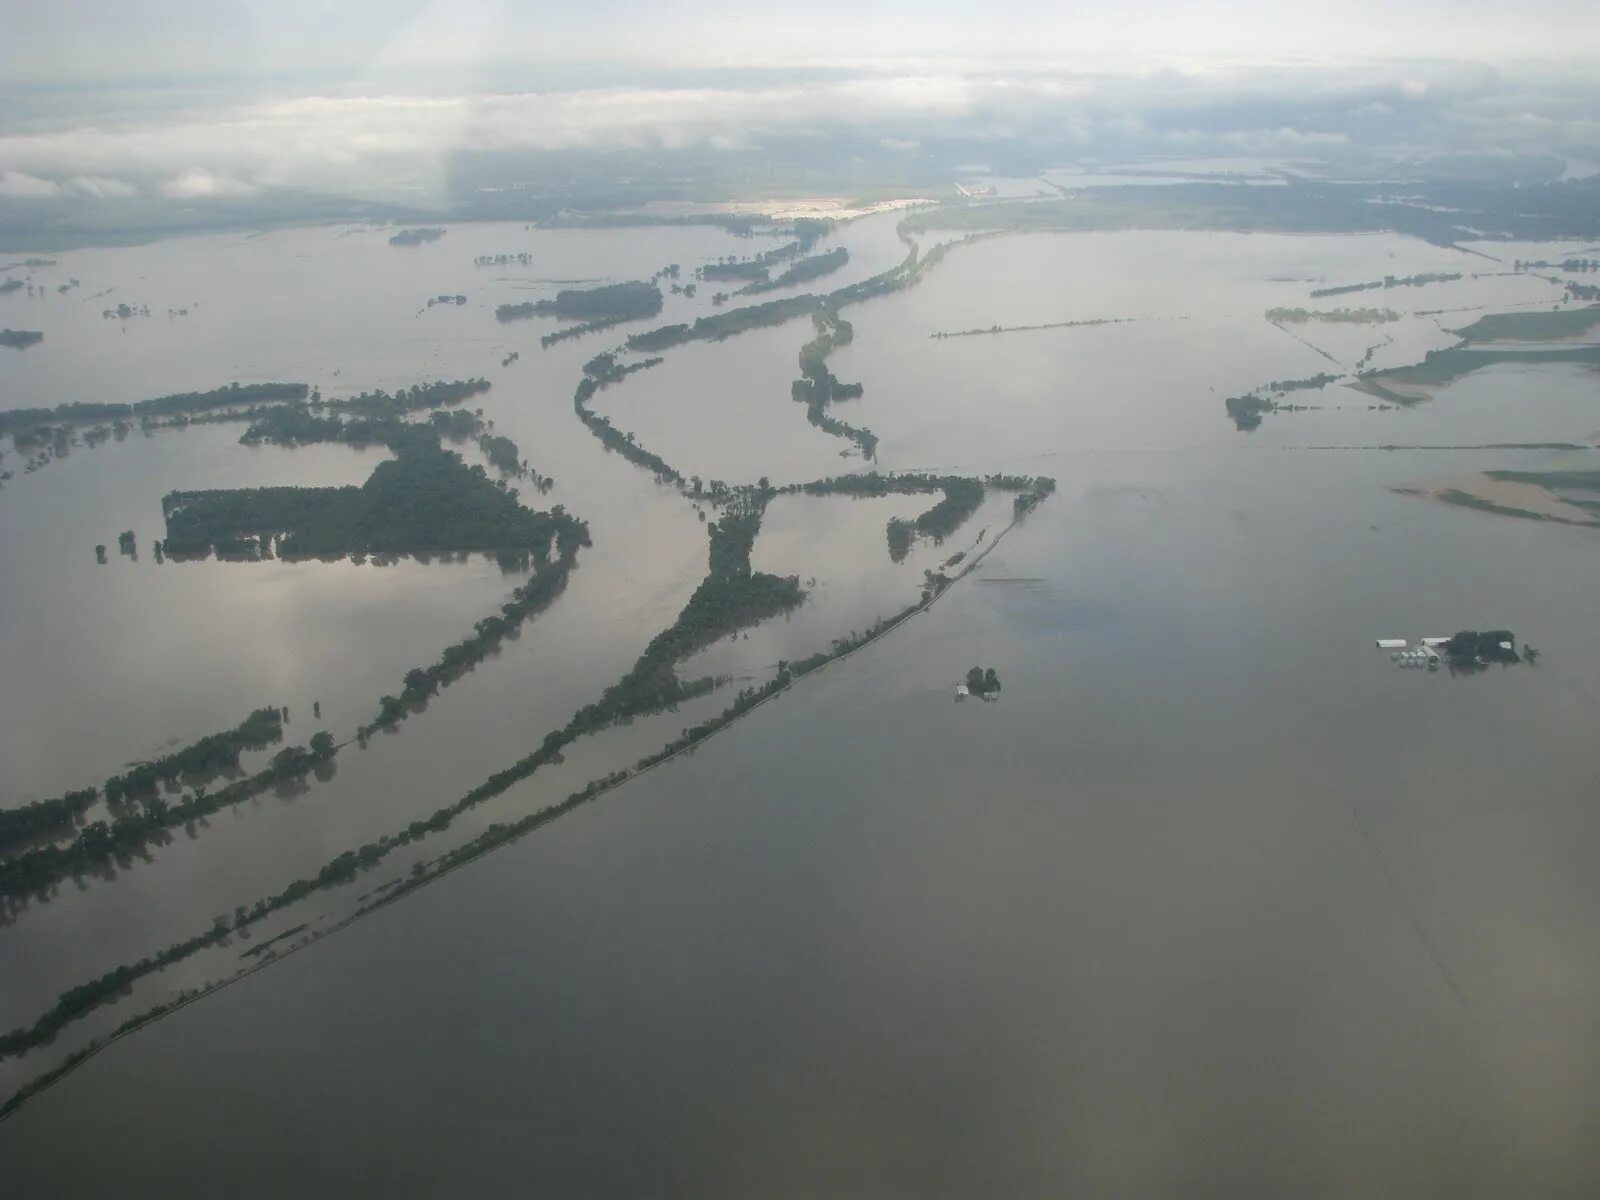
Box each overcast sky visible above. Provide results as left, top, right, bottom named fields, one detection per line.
left=2, top=1, right=1597, bottom=211
left=4, top=0, right=1600, bottom=85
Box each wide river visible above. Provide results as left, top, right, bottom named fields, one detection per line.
left=3, top=213, right=1599, bottom=1195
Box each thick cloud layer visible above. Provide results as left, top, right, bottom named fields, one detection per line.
left=0, top=61, right=1593, bottom=209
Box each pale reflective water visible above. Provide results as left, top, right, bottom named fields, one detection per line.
left=4, top=218, right=1600, bottom=1195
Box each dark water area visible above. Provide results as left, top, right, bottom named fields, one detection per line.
left=6, top=446, right=1600, bottom=1196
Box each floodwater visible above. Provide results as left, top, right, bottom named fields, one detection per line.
left=5, top=216, right=1600, bottom=1195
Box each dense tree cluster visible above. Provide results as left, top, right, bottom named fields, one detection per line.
left=1444, top=630, right=1519, bottom=666
left=498, top=281, right=662, bottom=327
left=388, top=227, right=444, bottom=246
left=478, top=433, right=522, bottom=475
left=698, top=260, right=770, bottom=283
left=0, top=789, right=97, bottom=857
left=626, top=293, right=823, bottom=352
left=164, top=432, right=577, bottom=561
left=0, top=329, right=42, bottom=349
left=742, top=247, right=849, bottom=294
left=571, top=507, right=803, bottom=729
left=965, top=666, right=1002, bottom=696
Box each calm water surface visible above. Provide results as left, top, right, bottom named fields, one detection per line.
left=3, top=222, right=1599, bottom=1194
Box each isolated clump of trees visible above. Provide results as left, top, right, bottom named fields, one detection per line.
left=965, top=666, right=1001, bottom=696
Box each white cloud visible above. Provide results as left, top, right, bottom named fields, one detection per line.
left=159, top=168, right=259, bottom=199
left=0, top=171, right=62, bottom=197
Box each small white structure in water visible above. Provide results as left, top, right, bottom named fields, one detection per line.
left=955, top=684, right=970, bottom=701
left=1376, top=638, right=1407, bottom=650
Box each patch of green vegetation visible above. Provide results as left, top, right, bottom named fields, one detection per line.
left=571, top=353, right=675, bottom=482
left=965, top=666, right=1002, bottom=696
left=572, top=503, right=803, bottom=728
left=1452, top=305, right=1600, bottom=342
left=626, top=293, right=823, bottom=352
left=389, top=227, right=444, bottom=246
left=0, top=329, right=43, bottom=349
left=0, top=709, right=338, bottom=905
left=164, top=431, right=574, bottom=561
left=742, top=247, right=849, bottom=294
left=1435, top=489, right=1566, bottom=524
left=497, top=280, right=662, bottom=328
left=1224, top=373, right=1341, bottom=429
left=792, top=311, right=875, bottom=457
left=1356, top=343, right=1600, bottom=403
left=1487, top=468, right=1600, bottom=490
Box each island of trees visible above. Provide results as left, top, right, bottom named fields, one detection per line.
left=1225, top=372, right=1340, bottom=429
left=496, top=281, right=662, bottom=324
left=164, top=428, right=575, bottom=562
left=0, top=329, right=43, bottom=349
left=964, top=666, right=1002, bottom=697
left=793, top=311, right=876, bottom=457
left=1443, top=630, right=1520, bottom=670
left=741, top=247, right=849, bottom=294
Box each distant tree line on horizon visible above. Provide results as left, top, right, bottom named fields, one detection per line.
left=389, top=227, right=444, bottom=246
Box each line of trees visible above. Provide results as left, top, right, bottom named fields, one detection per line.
left=572, top=355, right=678, bottom=482
left=792, top=311, right=877, bottom=457
left=0, top=382, right=309, bottom=437
left=0, top=462, right=1049, bottom=1076
left=742, top=247, right=849, bottom=294
left=0, top=711, right=342, bottom=904
left=626, top=293, right=824, bottom=352
left=1310, top=272, right=1461, bottom=298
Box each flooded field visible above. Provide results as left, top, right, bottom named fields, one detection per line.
left=4, top=211, right=1600, bottom=1194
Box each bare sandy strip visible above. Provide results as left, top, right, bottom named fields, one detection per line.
left=1396, top=473, right=1600, bottom=524
left=713, top=196, right=937, bottom=221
